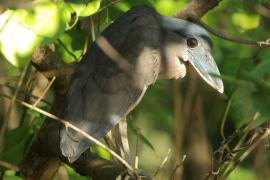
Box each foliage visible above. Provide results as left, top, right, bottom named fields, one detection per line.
left=0, top=0, right=270, bottom=179
left=0, top=0, right=101, bottom=67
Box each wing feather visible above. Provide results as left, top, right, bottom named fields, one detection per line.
left=60, top=6, right=163, bottom=162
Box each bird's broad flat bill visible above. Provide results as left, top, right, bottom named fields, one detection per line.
left=187, top=47, right=224, bottom=93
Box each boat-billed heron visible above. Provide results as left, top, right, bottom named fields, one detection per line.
left=60, top=6, right=223, bottom=162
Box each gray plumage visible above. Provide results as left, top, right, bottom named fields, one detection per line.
left=60, top=6, right=223, bottom=162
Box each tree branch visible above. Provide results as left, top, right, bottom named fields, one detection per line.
left=174, top=0, right=220, bottom=19
left=174, top=0, right=270, bottom=47
left=187, top=15, right=270, bottom=46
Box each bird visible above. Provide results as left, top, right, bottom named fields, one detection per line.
left=60, top=6, right=224, bottom=163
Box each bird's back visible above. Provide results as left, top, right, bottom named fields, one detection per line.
left=60, top=6, right=164, bottom=162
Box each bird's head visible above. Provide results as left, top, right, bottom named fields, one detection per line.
left=160, top=16, right=223, bottom=94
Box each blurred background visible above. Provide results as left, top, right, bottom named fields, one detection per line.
left=0, top=0, right=270, bottom=179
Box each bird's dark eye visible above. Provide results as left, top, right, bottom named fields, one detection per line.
left=187, top=38, right=198, bottom=48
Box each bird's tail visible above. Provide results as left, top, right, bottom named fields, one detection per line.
left=60, top=127, right=90, bottom=163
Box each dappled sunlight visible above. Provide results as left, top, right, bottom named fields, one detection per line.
left=0, top=0, right=270, bottom=180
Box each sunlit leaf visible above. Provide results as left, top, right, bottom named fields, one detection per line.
left=0, top=10, right=42, bottom=67
left=114, top=1, right=130, bottom=12
left=155, top=0, right=185, bottom=15
left=68, top=0, right=101, bottom=17
left=4, top=170, right=23, bottom=180
left=232, top=12, right=260, bottom=30
left=80, top=0, right=101, bottom=17
left=0, top=1, right=71, bottom=67
left=65, top=165, right=88, bottom=180
left=228, top=166, right=257, bottom=180
left=26, top=1, right=71, bottom=44
left=91, top=145, right=111, bottom=160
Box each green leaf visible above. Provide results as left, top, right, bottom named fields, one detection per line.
left=128, top=123, right=155, bottom=151
left=228, top=166, right=257, bottom=180
left=26, top=1, right=71, bottom=44
left=0, top=124, right=33, bottom=164
left=251, top=58, right=270, bottom=78
left=4, top=170, right=23, bottom=180
left=55, top=28, right=86, bottom=63
left=114, top=1, right=131, bottom=12
left=230, top=79, right=270, bottom=128
left=68, top=0, right=101, bottom=17
left=0, top=10, right=43, bottom=67
left=80, top=0, right=101, bottom=17
left=65, top=165, right=88, bottom=180
left=155, top=0, right=185, bottom=15
left=230, top=84, right=257, bottom=127
left=91, top=145, right=111, bottom=160
left=232, top=12, right=260, bottom=30
left=0, top=1, right=71, bottom=67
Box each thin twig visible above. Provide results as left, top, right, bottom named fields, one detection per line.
left=121, top=120, right=131, bottom=163
left=153, top=149, right=171, bottom=177
left=0, top=94, right=137, bottom=175
left=0, top=63, right=30, bottom=151
left=220, top=99, right=231, bottom=141
left=96, top=36, right=132, bottom=71
left=90, top=16, right=96, bottom=41
left=0, top=160, right=19, bottom=172
left=170, top=155, right=186, bottom=180
left=219, top=113, right=261, bottom=178
left=216, top=112, right=259, bottom=155
left=0, top=84, right=51, bottom=106
left=94, top=0, right=121, bottom=14
left=220, top=99, right=232, bottom=152
left=188, top=14, right=270, bottom=46
left=255, top=4, right=270, bottom=18
left=34, top=67, right=74, bottom=78
left=223, top=126, right=270, bottom=178
left=233, top=112, right=260, bottom=151
left=32, top=76, right=55, bottom=107
left=0, top=0, right=34, bottom=10
left=205, top=112, right=261, bottom=180
left=134, top=127, right=141, bottom=169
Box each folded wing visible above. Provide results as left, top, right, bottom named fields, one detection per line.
left=60, top=6, right=163, bottom=162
